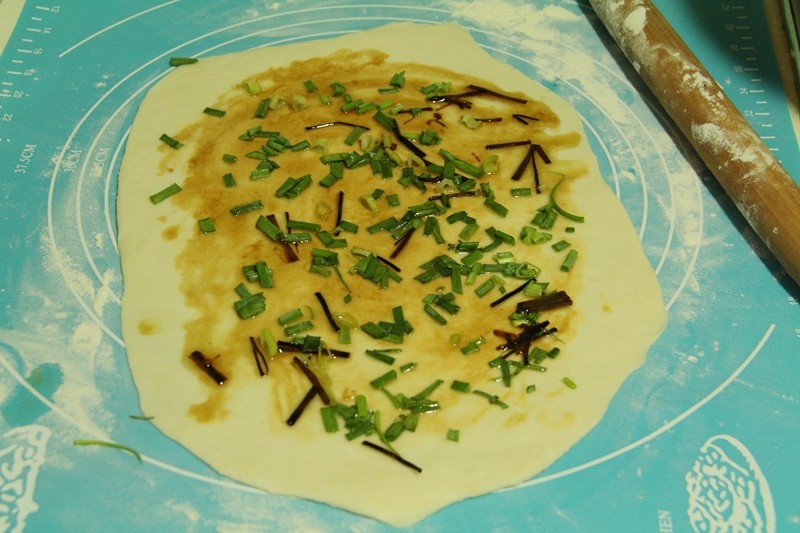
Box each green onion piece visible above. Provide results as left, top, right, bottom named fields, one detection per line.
left=550, top=179, right=585, bottom=222
left=520, top=226, right=552, bottom=245
left=230, top=199, right=263, bottom=216
left=291, top=94, right=307, bottom=110
left=365, top=349, right=396, bottom=365
left=337, top=220, right=359, bottom=233
left=560, top=249, right=579, bottom=272
left=149, top=183, right=182, bottom=204
left=269, top=94, right=286, bottom=110
left=254, top=98, right=270, bottom=118
left=472, top=389, right=509, bottom=409
left=73, top=439, right=142, bottom=462
left=446, top=429, right=460, bottom=442
left=389, top=71, right=406, bottom=88
left=481, top=154, right=500, bottom=174
left=551, top=240, right=571, bottom=252
left=484, top=196, right=509, bottom=217
left=400, top=362, right=416, bottom=373
left=255, top=215, right=283, bottom=241
left=511, top=187, right=532, bottom=197
left=197, top=217, right=215, bottom=234
left=169, top=57, right=198, bottom=66
left=261, top=328, right=278, bottom=356
left=461, top=113, right=481, bottom=129
left=278, top=308, right=304, bottom=325
left=339, top=327, right=352, bottom=344
left=315, top=201, right=333, bottom=220
left=330, top=81, right=346, bottom=96
left=423, top=304, right=447, bottom=325
left=159, top=133, right=182, bottom=149
left=460, top=336, right=485, bottom=355
left=562, top=377, right=578, bottom=389
left=457, top=222, right=479, bottom=240
left=285, top=320, right=313, bottom=336
left=276, top=174, right=313, bottom=199
left=461, top=250, right=484, bottom=267
left=344, top=126, right=366, bottom=146
left=486, top=227, right=516, bottom=245
left=370, top=369, right=398, bottom=389
left=222, top=153, right=237, bottom=163
left=234, top=292, right=266, bottom=319
left=526, top=384, right=537, bottom=393
left=203, top=106, right=226, bottom=117
left=450, top=380, right=470, bottom=392
left=439, top=148, right=484, bottom=178
left=499, top=358, right=512, bottom=387
left=287, top=220, right=321, bottom=232
left=222, top=173, right=236, bottom=188
left=360, top=195, right=380, bottom=214
left=281, top=232, right=311, bottom=244
left=320, top=406, right=338, bottom=432
left=242, top=78, right=262, bottom=95
left=474, top=278, right=496, bottom=298
left=303, top=79, right=318, bottom=93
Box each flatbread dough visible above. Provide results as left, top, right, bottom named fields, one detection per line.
left=117, top=22, right=666, bottom=526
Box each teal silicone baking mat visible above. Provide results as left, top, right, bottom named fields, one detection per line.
left=1, top=1, right=798, bottom=531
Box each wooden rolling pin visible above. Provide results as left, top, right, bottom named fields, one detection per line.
left=589, top=0, right=800, bottom=286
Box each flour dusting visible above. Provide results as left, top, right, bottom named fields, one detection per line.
left=624, top=6, right=646, bottom=35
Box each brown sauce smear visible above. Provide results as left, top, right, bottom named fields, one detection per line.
left=160, top=50, right=584, bottom=424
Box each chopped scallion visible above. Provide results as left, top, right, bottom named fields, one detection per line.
left=197, top=217, right=215, bottom=234
left=149, top=183, right=182, bottom=204
left=203, top=107, right=226, bottom=117
left=169, top=57, right=198, bottom=67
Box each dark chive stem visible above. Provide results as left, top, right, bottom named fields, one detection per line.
left=278, top=341, right=350, bottom=358
left=397, top=106, right=433, bottom=114
left=376, top=254, right=402, bottom=272
left=286, top=386, right=318, bottom=426
left=427, top=191, right=478, bottom=202
left=515, top=290, right=573, bottom=313
left=485, top=140, right=531, bottom=150
left=493, top=329, right=517, bottom=343
left=486, top=140, right=535, bottom=183
left=334, top=190, right=344, bottom=235
left=189, top=350, right=227, bottom=385
left=392, top=122, right=429, bottom=161
left=528, top=144, right=541, bottom=193
left=513, top=113, right=541, bottom=124
left=314, top=291, right=340, bottom=333
left=266, top=214, right=300, bottom=263
left=467, top=84, right=528, bottom=104
left=428, top=95, right=474, bottom=109
left=511, top=148, right=533, bottom=182
left=490, top=279, right=535, bottom=308
left=292, top=356, right=331, bottom=404
left=534, top=144, right=551, bottom=164
left=531, top=144, right=550, bottom=194
left=305, top=121, right=369, bottom=130
left=361, top=440, right=422, bottom=473
left=476, top=117, right=503, bottom=123
left=389, top=227, right=415, bottom=260
left=249, top=336, right=269, bottom=376
left=497, top=321, right=558, bottom=365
